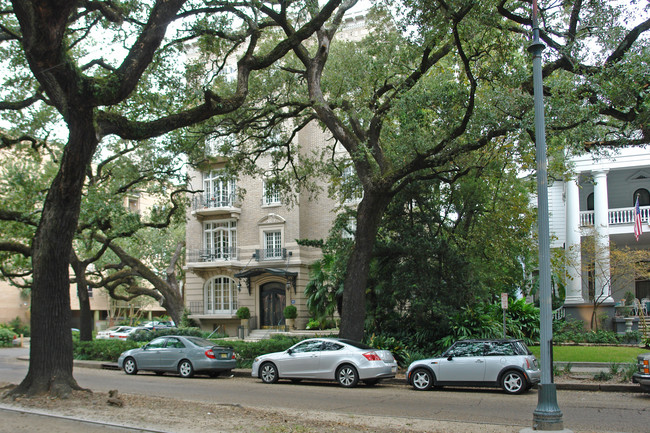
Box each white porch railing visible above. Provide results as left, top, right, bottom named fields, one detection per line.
left=580, top=205, right=650, bottom=227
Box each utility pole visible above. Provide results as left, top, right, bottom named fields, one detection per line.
left=525, top=0, right=568, bottom=431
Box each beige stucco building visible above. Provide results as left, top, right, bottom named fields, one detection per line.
left=184, top=121, right=341, bottom=336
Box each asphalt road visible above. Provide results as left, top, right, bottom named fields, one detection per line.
left=1, top=347, right=648, bottom=432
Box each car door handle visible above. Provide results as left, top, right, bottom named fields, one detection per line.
left=475, top=359, right=484, bottom=363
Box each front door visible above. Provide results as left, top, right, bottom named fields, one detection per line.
left=260, top=282, right=286, bottom=328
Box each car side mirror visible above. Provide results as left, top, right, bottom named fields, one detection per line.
left=287, top=348, right=293, bottom=355
left=447, top=355, right=454, bottom=361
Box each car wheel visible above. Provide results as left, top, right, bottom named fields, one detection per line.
left=178, top=360, right=194, bottom=378
left=336, top=364, right=359, bottom=388
left=411, top=368, right=433, bottom=391
left=260, top=362, right=279, bottom=384
left=501, top=370, right=526, bottom=394
left=123, top=357, right=138, bottom=375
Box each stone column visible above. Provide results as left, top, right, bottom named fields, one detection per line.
left=593, top=169, right=614, bottom=303
left=565, top=175, right=584, bottom=303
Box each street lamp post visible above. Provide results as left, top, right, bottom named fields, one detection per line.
left=527, top=0, right=567, bottom=431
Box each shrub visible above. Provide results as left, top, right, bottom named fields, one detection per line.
left=221, top=335, right=303, bottom=368
left=593, top=371, right=613, bottom=381
left=180, top=309, right=199, bottom=328
left=365, top=334, right=409, bottom=367
left=236, top=307, right=250, bottom=320
left=74, top=339, right=140, bottom=362
left=283, top=305, right=297, bottom=319
left=8, top=317, right=30, bottom=337
left=0, top=327, right=16, bottom=347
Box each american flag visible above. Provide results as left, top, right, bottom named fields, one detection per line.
left=634, top=196, right=642, bottom=241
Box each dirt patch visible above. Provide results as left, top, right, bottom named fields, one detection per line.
left=0, top=383, right=519, bottom=433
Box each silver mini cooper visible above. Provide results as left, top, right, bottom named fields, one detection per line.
left=406, top=339, right=541, bottom=394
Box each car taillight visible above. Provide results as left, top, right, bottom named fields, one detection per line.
left=643, top=359, right=649, bottom=374
left=232, top=353, right=236, bottom=359
left=362, top=351, right=381, bottom=361
left=205, top=349, right=216, bottom=359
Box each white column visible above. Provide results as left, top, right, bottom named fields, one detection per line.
left=565, top=175, right=584, bottom=303
left=593, top=169, right=614, bottom=303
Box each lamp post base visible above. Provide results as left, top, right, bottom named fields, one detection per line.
left=531, top=383, right=567, bottom=431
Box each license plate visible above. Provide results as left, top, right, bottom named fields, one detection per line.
left=391, top=366, right=397, bottom=373
left=219, top=353, right=228, bottom=359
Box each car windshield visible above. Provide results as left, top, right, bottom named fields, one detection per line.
left=184, top=337, right=216, bottom=347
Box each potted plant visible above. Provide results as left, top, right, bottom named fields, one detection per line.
left=283, top=305, right=297, bottom=330
left=236, top=306, right=250, bottom=328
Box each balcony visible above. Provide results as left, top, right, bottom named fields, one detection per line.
left=580, top=205, right=650, bottom=227
left=255, top=248, right=288, bottom=261
left=187, top=248, right=238, bottom=264
left=191, top=193, right=241, bottom=217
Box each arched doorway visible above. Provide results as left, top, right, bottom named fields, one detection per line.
left=260, top=282, right=286, bottom=328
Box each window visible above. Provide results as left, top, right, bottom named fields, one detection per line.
left=204, top=220, right=237, bottom=260
left=634, top=188, right=650, bottom=206
left=204, top=276, right=238, bottom=314
left=291, top=340, right=323, bottom=353
left=263, top=180, right=281, bottom=206
left=485, top=342, right=516, bottom=356
left=203, top=170, right=236, bottom=207
left=447, top=341, right=485, bottom=357
left=264, top=231, right=282, bottom=259
left=165, top=338, right=185, bottom=349
left=341, top=165, right=363, bottom=202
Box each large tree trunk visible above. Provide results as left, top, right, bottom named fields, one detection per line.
left=9, top=112, right=97, bottom=397
left=338, top=192, right=392, bottom=341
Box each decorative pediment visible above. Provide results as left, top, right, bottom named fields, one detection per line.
left=627, top=170, right=650, bottom=183
left=258, top=213, right=286, bottom=225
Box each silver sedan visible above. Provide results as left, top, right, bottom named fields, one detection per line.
left=251, top=338, right=398, bottom=387
left=117, top=335, right=236, bottom=378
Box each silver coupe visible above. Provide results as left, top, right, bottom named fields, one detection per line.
left=251, top=337, right=398, bottom=387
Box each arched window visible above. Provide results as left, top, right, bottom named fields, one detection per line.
left=587, top=193, right=594, bottom=211
left=633, top=188, right=650, bottom=206
left=204, top=276, right=238, bottom=314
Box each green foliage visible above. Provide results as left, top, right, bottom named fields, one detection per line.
left=180, top=309, right=199, bottom=328
left=128, top=327, right=204, bottom=342
left=0, top=327, right=16, bottom=347
left=6, top=317, right=30, bottom=337
left=236, top=307, right=250, bottom=320
left=593, top=371, right=613, bottom=381
left=219, top=335, right=303, bottom=368
left=283, top=305, right=297, bottom=320
left=552, top=319, right=640, bottom=344
left=74, top=340, right=140, bottom=362
left=365, top=334, right=409, bottom=367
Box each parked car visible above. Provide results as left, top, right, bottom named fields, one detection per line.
left=109, top=326, right=137, bottom=340
left=251, top=337, right=398, bottom=388
left=406, top=339, right=541, bottom=394
left=632, top=352, right=650, bottom=393
left=96, top=326, right=133, bottom=340
left=117, top=335, right=236, bottom=378
left=139, top=320, right=175, bottom=330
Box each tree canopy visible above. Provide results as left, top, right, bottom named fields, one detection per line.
left=0, top=0, right=346, bottom=397
left=204, top=0, right=649, bottom=341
